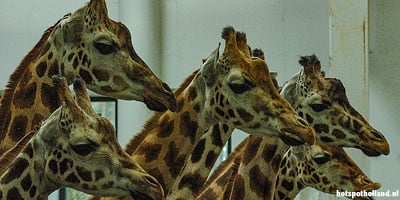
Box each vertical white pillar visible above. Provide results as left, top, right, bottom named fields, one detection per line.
left=296, top=1, right=370, bottom=199
left=329, top=0, right=371, bottom=181
left=329, top=0, right=369, bottom=118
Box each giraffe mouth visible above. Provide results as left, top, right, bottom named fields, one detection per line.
left=144, top=97, right=169, bottom=112
left=130, top=190, right=156, bottom=200
left=280, top=128, right=306, bottom=146
left=143, top=83, right=177, bottom=112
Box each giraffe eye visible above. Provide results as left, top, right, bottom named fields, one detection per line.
left=228, top=79, right=254, bottom=94
left=313, top=154, right=331, bottom=165
left=71, top=143, right=96, bottom=156
left=94, top=42, right=117, bottom=54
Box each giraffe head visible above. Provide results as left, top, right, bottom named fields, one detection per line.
left=51, top=0, right=176, bottom=111
left=283, top=144, right=381, bottom=194
left=200, top=26, right=315, bottom=145
left=38, top=76, right=164, bottom=199
left=280, top=54, right=389, bottom=156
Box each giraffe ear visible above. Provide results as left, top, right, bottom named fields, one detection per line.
left=269, top=72, right=279, bottom=90
left=201, top=43, right=220, bottom=86
left=252, top=48, right=265, bottom=60
left=280, top=73, right=298, bottom=104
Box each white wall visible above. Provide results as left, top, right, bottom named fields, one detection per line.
left=160, top=0, right=329, bottom=150
left=160, top=0, right=329, bottom=88
left=369, top=0, right=400, bottom=197
left=116, top=0, right=162, bottom=147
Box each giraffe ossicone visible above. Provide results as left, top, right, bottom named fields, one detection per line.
left=0, top=76, right=164, bottom=200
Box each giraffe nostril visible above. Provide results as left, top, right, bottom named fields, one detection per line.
left=371, top=130, right=384, bottom=141
left=144, top=175, right=160, bottom=187
left=162, top=82, right=173, bottom=94
left=360, top=176, right=372, bottom=185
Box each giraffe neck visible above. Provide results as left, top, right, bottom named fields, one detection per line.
left=273, top=148, right=304, bottom=200
left=196, top=136, right=289, bottom=200
left=167, top=123, right=234, bottom=199
left=126, top=70, right=214, bottom=194
left=0, top=138, right=57, bottom=199
left=0, top=21, right=71, bottom=155
left=196, top=138, right=246, bottom=200
left=229, top=136, right=289, bottom=200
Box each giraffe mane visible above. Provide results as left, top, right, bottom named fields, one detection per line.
left=0, top=18, right=63, bottom=134
left=203, top=136, right=248, bottom=186
left=0, top=131, right=36, bottom=175
left=125, top=69, right=200, bottom=154
left=220, top=155, right=242, bottom=199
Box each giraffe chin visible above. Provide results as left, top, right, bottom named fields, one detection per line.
left=361, top=148, right=382, bottom=157
left=279, top=133, right=305, bottom=146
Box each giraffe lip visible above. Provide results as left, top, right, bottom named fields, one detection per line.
left=280, top=128, right=306, bottom=146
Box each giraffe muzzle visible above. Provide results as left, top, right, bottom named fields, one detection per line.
left=143, top=82, right=177, bottom=112
left=355, top=175, right=381, bottom=192
left=280, top=127, right=315, bottom=146
left=359, top=140, right=390, bottom=157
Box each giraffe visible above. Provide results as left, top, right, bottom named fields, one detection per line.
left=91, top=26, right=315, bottom=200
left=0, top=0, right=176, bottom=155
left=273, top=144, right=381, bottom=200
left=0, top=76, right=164, bottom=200
left=166, top=50, right=281, bottom=200
left=192, top=53, right=390, bottom=200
